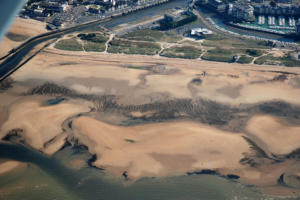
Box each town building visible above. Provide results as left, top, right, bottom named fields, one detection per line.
left=207, top=0, right=227, bottom=13
left=230, top=3, right=254, bottom=21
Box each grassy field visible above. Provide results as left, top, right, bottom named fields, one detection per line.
left=160, top=45, right=202, bottom=59
left=83, top=41, right=106, bottom=52
left=78, top=33, right=108, bottom=52
left=254, top=54, right=300, bottom=67
left=237, top=55, right=253, bottom=64
left=107, top=38, right=161, bottom=55
left=120, top=29, right=182, bottom=43
left=78, top=33, right=108, bottom=43
left=245, top=49, right=265, bottom=57
left=54, top=38, right=83, bottom=51
left=202, top=34, right=272, bottom=50
left=201, top=48, right=236, bottom=62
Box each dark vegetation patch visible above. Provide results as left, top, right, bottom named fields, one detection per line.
left=258, top=102, right=300, bottom=120
left=122, top=171, right=129, bottom=180
left=29, top=83, right=300, bottom=130
left=270, top=74, right=287, bottom=82
left=226, top=174, right=240, bottom=179
left=237, top=55, right=253, bottom=64
left=87, top=154, right=103, bottom=170
left=29, top=82, right=73, bottom=96
left=59, top=62, right=78, bottom=66
left=122, top=65, right=146, bottom=70
left=277, top=173, right=286, bottom=185
left=285, top=148, right=300, bottom=160
left=239, top=136, right=281, bottom=167
left=187, top=169, right=240, bottom=181
left=191, top=78, right=202, bottom=85
left=77, top=33, right=108, bottom=43
left=2, top=129, right=26, bottom=144
left=124, top=138, right=135, bottom=143
left=187, top=169, right=218, bottom=176
left=0, top=77, right=14, bottom=92
left=6, top=32, right=29, bottom=41
left=245, top=49, right=265, bottom=57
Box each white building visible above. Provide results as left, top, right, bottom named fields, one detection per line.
left=191, top=28, right=213, bottom=37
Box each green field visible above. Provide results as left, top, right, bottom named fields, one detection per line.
left=254, top=54, right=300, bottom=67
left=83, top=41, right=106, bottom=52
left=54, top=38, right=83, bottom=51
left=201, top=47, right=236, bottom=62
left=78, top=33, right=108, bottom=52
left=107, top=38, right=161, bottom=55
left=237, top=55, right=253, bottom=64
left=161, top=45, right=202, bottom=59
left=202, top=34, right=272, bottom=50
left=120, top=29, right=182, bottom=43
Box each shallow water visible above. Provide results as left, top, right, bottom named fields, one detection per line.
left=0, top=142, right=298, bottom=200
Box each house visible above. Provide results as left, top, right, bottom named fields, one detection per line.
left=191, top=28, right=213, bottom=37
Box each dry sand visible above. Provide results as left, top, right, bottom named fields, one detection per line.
left=0, top=99, right=91, bottom=154
left=11, top=48, right=300, bottom=106
left=73, top=116, right=250, bottom=179
left=246, top=115, right=300, bottom=155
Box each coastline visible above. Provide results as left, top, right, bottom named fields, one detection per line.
left=1, top=14, right=300, bottom=198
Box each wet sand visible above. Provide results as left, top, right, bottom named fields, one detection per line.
left=0, top=160, right=24, bottom=175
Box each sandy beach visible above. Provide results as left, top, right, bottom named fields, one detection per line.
left=1, top=34, right=300, bottom=195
